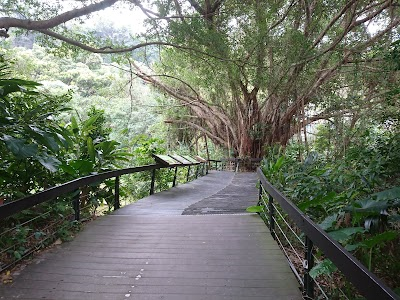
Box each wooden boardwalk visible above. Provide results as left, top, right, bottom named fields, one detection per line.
left=0, top=171, right=302, bottom=300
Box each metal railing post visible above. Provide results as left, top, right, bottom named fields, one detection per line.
left=73, top=190, right=80, bottom=221
left=304, top=236, right=315, bottom=299
left=195, top=165, right=199, bottom=179
left=268, top=193, right=275, bottom=240
left=150, top=169, right=156, bottom=195
left=215, top=161, right=218, bottom=170
left=258, top=181, right=262, bottom=204
left=187, top=166, right=191, bottom=182
left=206, top=162, right=208, bottom=174
left=172, top=167, right=178, bottom=187
left=114, top=176, right=120, bottom=210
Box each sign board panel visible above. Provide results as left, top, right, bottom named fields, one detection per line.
left=182, top=155, right=199, bottom=164
left=169, top=154, right=192, bottom=165
left=153, top=154, right=181, bottom=166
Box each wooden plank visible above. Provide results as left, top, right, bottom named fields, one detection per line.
left=0, top=172, right=302, bottom=300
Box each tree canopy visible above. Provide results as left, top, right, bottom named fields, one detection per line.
left=1, top=0, right=399, bottom=157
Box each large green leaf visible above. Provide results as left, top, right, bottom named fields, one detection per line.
left=362, top=231, right=398, bottom=248
left=0, top=79, right=41, bottom=97
left=70, top=116, right=79, bottom=134
left=346, top=198, right=389, bottom=214
left=345, top=231, right=398, bottom=251
left=299, top=191, right=337, bottom=211
left=318, top=214, right=338, bottom=231
left=373, top=187, right=400, bottom=201
left=246, top=205, right=264, bottom=213
left=87, top=137, right=95, bottom=162
left=28, top=126, right=59, bottom=152
left=273, top=156, right=285, bottom=172
left=82, top=114, right=99, bottom=130
left=1, top=135, right=38, bottom=158
left=328, top=227, right=365, bottom=242
left=309, top=259, right=337, bottom=279
left=345, top=243, right=363, bottom=252
left=59, top=163, right=77, bottom=176
left=69, top=159, right=94, bottom=175
left=37, top=154, right=60, bottom=173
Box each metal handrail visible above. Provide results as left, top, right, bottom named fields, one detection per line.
left=209, top=158, right=262, bottom=171
left=0, top=161, right=202, bottom=221
left=257, top=167, right=398, bottom=300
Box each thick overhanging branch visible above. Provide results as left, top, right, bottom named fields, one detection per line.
left=38, top=29, right=186, bottom=54
left=130, top=61, right=233, bottom=128
left=130, top=61, right=237, bottom=148
left=0, top=0, right=119, bottom=30
left=35, top=29, right=244, bottom=59
left=165, top=119, right=226, bottom=145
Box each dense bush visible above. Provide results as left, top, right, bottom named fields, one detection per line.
left=262, top=120, right=400, bottom=292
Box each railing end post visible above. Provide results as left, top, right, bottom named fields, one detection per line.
left=186, top=165, right=191, bottom=182
left=268, top=194, right=276, bottom=240
left=73, top=190, right=80, bottom=221
left=172, top=167, right=178, bottom=187
left=150, top=169, right=156, bottom=195
left=114, top=176, right=120, bottom=210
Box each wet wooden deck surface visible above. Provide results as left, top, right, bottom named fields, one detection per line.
left=0, top=171, right=302, bottom=300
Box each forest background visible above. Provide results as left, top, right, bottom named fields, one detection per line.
left=0, top=0, right=399, bottom=298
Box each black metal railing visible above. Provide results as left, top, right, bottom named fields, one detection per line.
left=209, top=158, right=262, bottom=171
left=257, top=168, right=398, bottom=300
left=0, top=157, right=206, bottom=273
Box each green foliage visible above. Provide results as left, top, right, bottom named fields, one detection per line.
left=3, top=45, right=162, bottom=150
left=0, top=54, right=140, bottom=271
left=0, top=57, right=73, bottom=200
left=125, top=135, right=173, bottom=199
left=262, top=118, right=400, bottom=291
left=310, top=259, right=337, bottom=279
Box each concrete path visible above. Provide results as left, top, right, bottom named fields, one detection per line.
left=0, top=171, right=302, bottom=300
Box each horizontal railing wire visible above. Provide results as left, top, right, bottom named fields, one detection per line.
left=257, top=167, right=398, bottom=300
left=0, top=160, right=207, bottom=274
left=271, top=215, right=304, bottom=284
left=260, top=186, right=350, bottom=300
left=0, top=204, right=75, bottom=273
left=272, top=202, right=305, bottom=247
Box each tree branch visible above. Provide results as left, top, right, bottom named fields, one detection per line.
left=165, top=119, right=226, bottom=145
left=187, top=0, right=205, bottom=15
left=312, top=0, right=358, bottom=48
left=36, top=28, right=245, bottom=62
left=0, top=0, right=119, bottom=30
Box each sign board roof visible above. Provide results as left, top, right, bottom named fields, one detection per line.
left=182, top=155, right=200, bottom=164
left=194, top=155, right=207, bottom=163
left=153, top=154, right=181, bottom=166
left=169, top=154, right=192, bottom=165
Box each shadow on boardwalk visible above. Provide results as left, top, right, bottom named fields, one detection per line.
left=0, top=171, right=302, bottom=300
